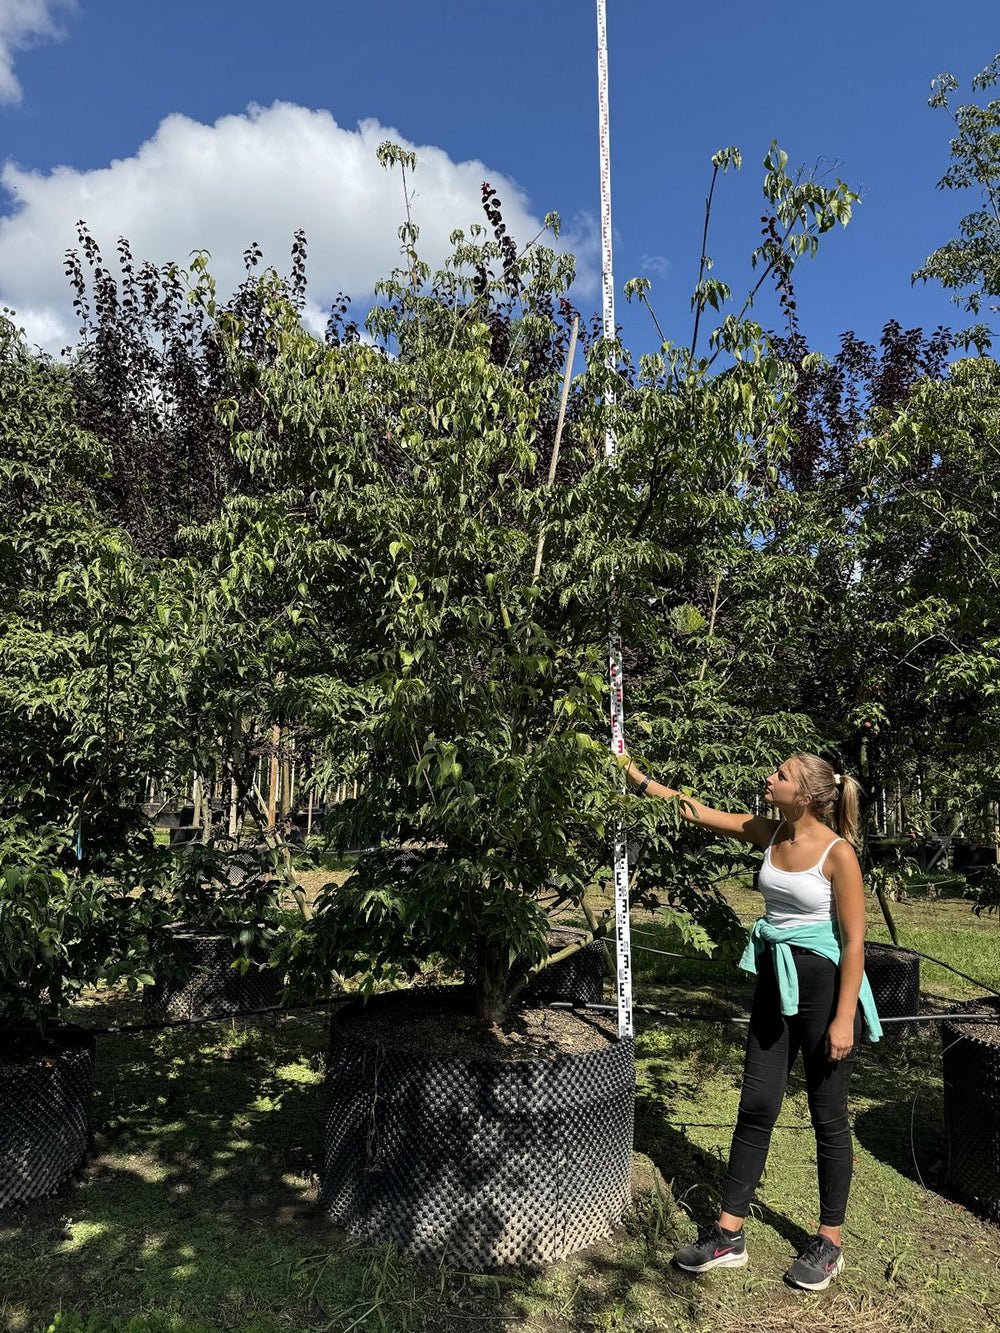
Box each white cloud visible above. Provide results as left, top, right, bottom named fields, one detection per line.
left=639, top=253, right=671, bottom=281
left=0, top=0, right=73, bottom=104
left=0, top=101, right=596, bottom=353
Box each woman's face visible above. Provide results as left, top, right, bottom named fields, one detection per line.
left=764, top=758, right=805, bottom=812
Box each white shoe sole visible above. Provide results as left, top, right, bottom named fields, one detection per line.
left=786, top=1254, right=845, bottom=1290
left=675, top=1249, right=749, bottom=1273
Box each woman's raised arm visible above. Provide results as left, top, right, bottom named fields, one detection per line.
left=625, top=760, right=778, bottom=849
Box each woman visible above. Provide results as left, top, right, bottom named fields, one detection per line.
left=625, top=751, right=881, bottom=1291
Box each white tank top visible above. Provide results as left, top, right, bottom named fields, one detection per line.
left=758, top=822, right=843, bottom=928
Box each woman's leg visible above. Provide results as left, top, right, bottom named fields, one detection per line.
left=795, top=951, right=864, bottom=1238
left=719, top=954, right=799, bottom=1226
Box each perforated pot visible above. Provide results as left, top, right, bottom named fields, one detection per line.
left=0, top=1025, right=94, bottom=1208
left=520, top=931, right=607, bottom=1007
left=463, top=928, right=607, bottom=1008
left=321, top=987, right=635, bottom=1268
left=142, top=925, right=282, bottom=1020
left=864, top=941, right=920, bottom=1036
left=941, top=997, right=1000, bottom=1220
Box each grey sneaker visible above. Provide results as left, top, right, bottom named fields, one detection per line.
left=674, top=1220, right=748, bottom=1273
left=784, top=1235, right=844, bottom=1290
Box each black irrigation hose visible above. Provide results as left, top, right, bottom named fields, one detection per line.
left=67, top=974, right=998, bottom=1192
left=71, top=928, right=1000, bottom=1040
left=549, top=1001, right=750, bottom=1025
left=647, top=1121, right=817, bottom=1134
left=84, top=993, right=995, bottom=1039
left=553, top=1002, right=1000, bottom=1172
left=83, top=979, right=994, bottom=1038
left=630, top=932, right=1000, bottom=998
left=881, top=944, right=1000, bottom=999
left=77, top=995, right=350, bottom=1037
left=632, top=943, right=721, bottom=962
left=548, top=1001, right=999, bottom=1027
left=587, top=929, right=1000, bottom=1187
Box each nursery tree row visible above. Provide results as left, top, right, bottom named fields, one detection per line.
left=2, top=71, right=1000, bottom=1022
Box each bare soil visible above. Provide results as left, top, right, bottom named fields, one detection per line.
left=340, top=992, right=620, bottom=1061
left=945, top=996, right=1000, bottom=1044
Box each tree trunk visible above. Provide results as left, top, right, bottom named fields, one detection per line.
left=475, top=938, right=509, bottom=1026
left=193, top=772, right=211, bottom=843
left=855, top=735, right=877, bottom=871
left=873, top=877, right=900, bottom=946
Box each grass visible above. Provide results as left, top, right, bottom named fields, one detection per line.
left=2, top=884, right=1000, bottom=1332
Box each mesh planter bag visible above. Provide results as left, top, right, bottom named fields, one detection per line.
left=464, top=929, right=607, bottom=1008
left=941, top=997, right=1000, bottom=1220
left=321, top=988, right=636, bottom=1268
left=864, top=941, right=919, bottom=1035
left=143, top=926, right=282, bottom=1020
left=354, top=846, right=432, bottom=879
left=519, top=929, right=606, bottom=1007
left=0, top=1026, right=95, bottom=1208
left=222, top=848, right=267, bottom=887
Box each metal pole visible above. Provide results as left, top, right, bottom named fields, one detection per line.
left=597, top=0, right=633, bottom=1040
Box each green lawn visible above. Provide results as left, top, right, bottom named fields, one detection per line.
left=2, top=888, right=1000, bottom=1333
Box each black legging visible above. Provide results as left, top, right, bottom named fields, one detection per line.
left=721, top=945, right=863, bottom=1227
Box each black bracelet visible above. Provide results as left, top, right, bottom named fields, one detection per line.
left=636, top=776, right=651, bottom=796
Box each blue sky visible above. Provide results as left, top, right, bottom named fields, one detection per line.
left=0, top=1, right=996, bottom=358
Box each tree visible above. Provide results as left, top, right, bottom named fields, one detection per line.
left=60, top=228, right=362, bottom=844
left=0, top=814, right=159, bottom=1028
left=0, top=309, right=179, bottom=853
left=913, top=53, right=1000, bottom=352
left=0, top=313, right=185, bottom=1026
left=62, top=226, right=324, bottom=557
left=203, top=144, right=857, bottom=1024
left=851, top=355, right=1000, bottom=839
left=745, top=318, right=953, bottom=849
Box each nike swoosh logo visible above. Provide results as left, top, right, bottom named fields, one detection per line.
left=713, top=1246, right=735, bottom=1257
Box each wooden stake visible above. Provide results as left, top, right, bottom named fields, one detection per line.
left=227, top=777, right=238, bottom=841
left=267, top=723, right=280, bottom=829
left=532, top=316, right=579, bottom=580
left=280, top=748, right=292, bottom=819
left=698, top=570, right=723, bottom=683
left=250, top=783, right=315, bottom=925
left=874, top=879, right=900, bottom=947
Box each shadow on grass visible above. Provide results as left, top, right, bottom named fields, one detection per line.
left=0, top=1009, right=671, bottom=1333
left=2, top=951, right=986, bottom=1333
left=0, top=1013, right=383, bottom=1331
left=850, top=1029, right=950, bottom=1191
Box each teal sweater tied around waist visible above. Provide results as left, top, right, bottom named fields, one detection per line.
left=739, top=918, right=883, bottom=1042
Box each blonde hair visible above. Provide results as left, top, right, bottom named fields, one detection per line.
left=789, top=752, right=861, bottom=847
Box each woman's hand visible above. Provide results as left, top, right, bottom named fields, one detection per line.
left=621, top=756, right=647, bottom=786
left=825, top=1015, right=855, bottom=1062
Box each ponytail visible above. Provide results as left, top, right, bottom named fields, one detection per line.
left=835, top=772, right=861, bottom=847
left=790, top=752, right=862, bottom=847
